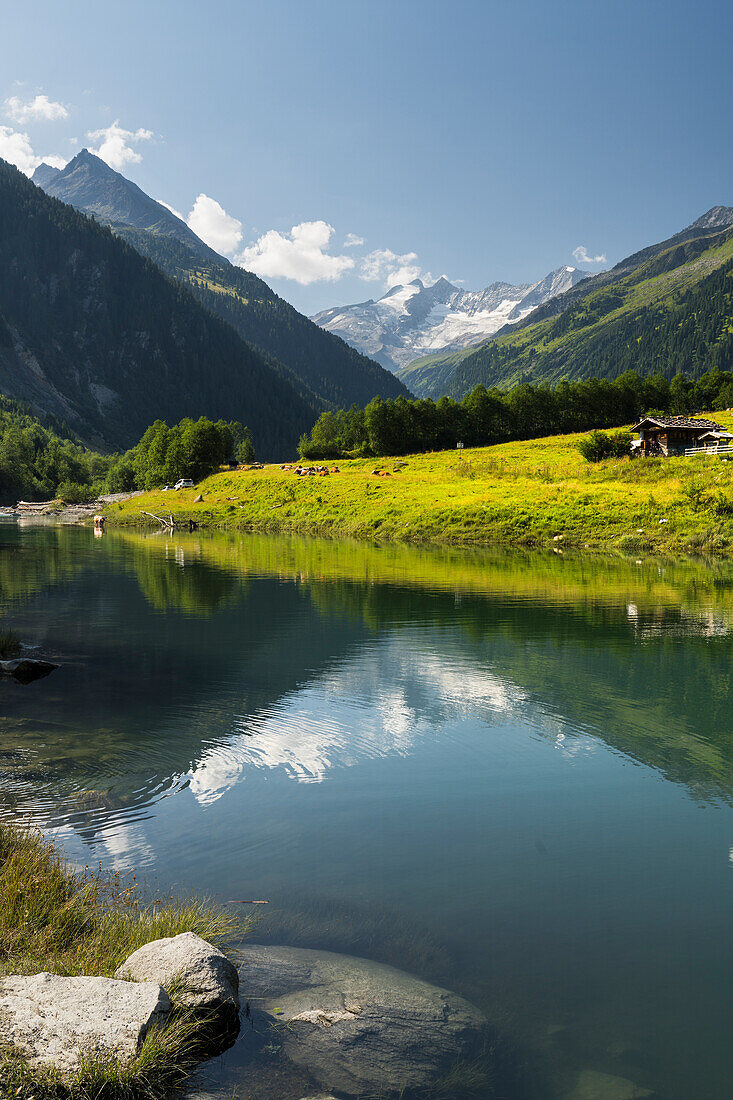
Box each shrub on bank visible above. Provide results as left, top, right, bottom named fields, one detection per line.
left=56, top=480, right=96, bottom=504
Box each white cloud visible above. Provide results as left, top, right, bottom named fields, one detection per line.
left=572, top=245, right=607, bottom=265
left=0, top=125, right=66, bottom=175
left=236, top=220, right=355, bottom=285
left=5, top=94, right=68, bottom=124
left=344, top=232, right=364, bottom=247
left=187, top=193, right=242, bottom=254
left=360, top=247, right=421, bottom=288
left=87, top=120, right=153, bottom=171
left=157, top=198, right=184, bottom=221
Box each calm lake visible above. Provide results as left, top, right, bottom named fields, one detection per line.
left=2, top=521, right=733, bottom=1098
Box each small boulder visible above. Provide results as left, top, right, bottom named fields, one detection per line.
left=193, top=494, right=204, bottom=502
left=0, top=972, right=170, bottom=1073
left=116, top=932, right=239, bottom=1013
left=0, top=657, right=58, bottom=683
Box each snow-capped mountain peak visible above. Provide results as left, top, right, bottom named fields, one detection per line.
left=312, top=266, right=588, bottom=375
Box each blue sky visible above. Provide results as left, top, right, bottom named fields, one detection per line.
left=2, top=0, right=731, bottom=314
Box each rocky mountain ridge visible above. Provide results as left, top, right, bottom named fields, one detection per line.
left=33, top=150, right=219, bottom=262
left=32, top=152, right=408, bottom=410
left=312, top=266, right=588, bottom=376
left=0, top=157, right=314, bottom=456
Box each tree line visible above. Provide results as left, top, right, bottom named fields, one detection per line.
left=105, top=417, right=254, bottom=492
left=0, top=401, right=254, bottom=505
left=298, top=368, right=733, bottom=459
left=0, top=397, right=112, bottom=504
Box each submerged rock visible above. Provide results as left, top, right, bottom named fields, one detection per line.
left=116, top=932, right=239, bottom=1013
left=567, top=1069, right=655, bottom=1099
left=0, top=972, right=170, bottom=1072
left=0, top=657, right=58, bottom=683
left=238, top=944, right=487, bottom=1097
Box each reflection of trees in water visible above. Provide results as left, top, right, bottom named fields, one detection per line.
left=126, top=537, right=245, bottom=615
left=0, top=535, right=373, bottom=835
left=306, top=578, right=733, bottom=805
left=4, top=525, right=733, bottom=830
left=0, top=523, right=84, bottom=603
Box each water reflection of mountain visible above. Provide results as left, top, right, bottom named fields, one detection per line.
left=3, top=526, right=733, bottom=844
left=307, top=579, right=733, bottom=803
left=0, top=530, right=376, bottom=835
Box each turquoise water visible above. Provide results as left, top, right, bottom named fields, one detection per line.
left=2, top=522, right=733, bottom=1098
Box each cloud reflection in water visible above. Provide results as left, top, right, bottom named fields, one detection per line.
left=186, top=639, right=533, bottom=804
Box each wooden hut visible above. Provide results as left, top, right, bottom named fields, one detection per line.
left=631, top=416, right=726, bottom=457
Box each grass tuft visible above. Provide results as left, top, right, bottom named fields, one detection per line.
left=0, top=628, right=21, bottom=658
left=0, top=821, right=248, bottom=1098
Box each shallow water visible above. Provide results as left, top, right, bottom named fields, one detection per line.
left=2, top=522, right=733, bottom=1098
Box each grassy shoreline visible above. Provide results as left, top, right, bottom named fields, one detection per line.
left=104, top=414, right=733, bottom=558
left=0, top=821, right=246, bottom=1099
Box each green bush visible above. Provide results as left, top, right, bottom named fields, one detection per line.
left=56, top=480, right=95, bottom=504
left=578, top=429, right=632, bottom=462
left=681, top=478, right=712, bottom=512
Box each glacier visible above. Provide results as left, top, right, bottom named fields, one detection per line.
left=312, top=267, right=589, bottom=375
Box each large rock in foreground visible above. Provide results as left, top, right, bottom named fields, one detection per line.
left=0, top=972, right=170, bottom=1072
left=116, top=932, right=239, bottom=1012
left=238, top=944, right=487, bottom=1097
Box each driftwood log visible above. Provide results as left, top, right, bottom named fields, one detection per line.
left=141, top=512, right=198, bottom=532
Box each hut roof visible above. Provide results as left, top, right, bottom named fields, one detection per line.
left=698, top=429, right=733, bottom=441
left=631, top=415, right=724, bottom=432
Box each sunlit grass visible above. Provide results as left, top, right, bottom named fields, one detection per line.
left=105, top=412, right=733, bottom=556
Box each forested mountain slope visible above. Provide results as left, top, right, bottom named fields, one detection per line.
left=0, top=158, right=314, bottom=457
left=34, top=151, right=409, bottom=409
left=407, top=208, right=733, bottom=399
left=0, top=393, right=110, bottom=503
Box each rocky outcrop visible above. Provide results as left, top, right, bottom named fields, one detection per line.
left=116, top=932, right=239, bottom=1013
left=0, top=972, right=170, bottom=1072
left=238, top=944, right=487, bottom=1097
left=0, top=657, right=58, bottom=683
